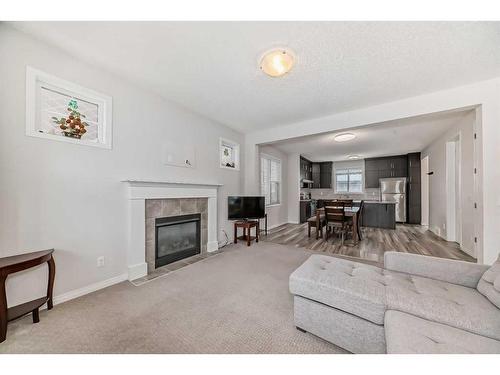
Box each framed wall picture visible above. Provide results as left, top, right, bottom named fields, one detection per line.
left=219, top=137, right=240, bottom=170
left=26, top=66, right=112, bottom=149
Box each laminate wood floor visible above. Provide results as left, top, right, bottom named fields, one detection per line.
left=262, top=223, right=476, bottom=266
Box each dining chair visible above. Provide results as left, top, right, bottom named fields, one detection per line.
left=307, top=209, right=326, bottom=239
left=356, top=200, right=364, bottom=240
left=338, top=199, right=353, bottom=208
left=324, top=206, right=347, bottom=245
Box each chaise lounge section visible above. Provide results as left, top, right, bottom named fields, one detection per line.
left=289, top=251, right=500, bottom=354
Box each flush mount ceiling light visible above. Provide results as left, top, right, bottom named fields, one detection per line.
left=348, top=155, right=361, bottom=160
left=334, top=133, right=356, bottom=142
left=260, top=49, right=295, bottom=77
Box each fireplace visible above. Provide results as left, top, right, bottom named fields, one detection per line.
left=155, top=213, right=201, bottom=268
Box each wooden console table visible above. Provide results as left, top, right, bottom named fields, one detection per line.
left=0, top=249, right=55, bottom=343
left=234, top=220, right=259, bottom=246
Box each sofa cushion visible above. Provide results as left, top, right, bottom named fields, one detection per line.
left=477, top=255, right=500, bottom=309
left=480, top=256, right=500, bottom=283
left=289, top=255, right=407, bottom=325
left=385, top=310, right=500, bottom=354
left=477, top=278, right=500, bottom=309
left=385, top=274, right=500, bottom=341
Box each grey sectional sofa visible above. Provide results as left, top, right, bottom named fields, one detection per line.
left=289, top=252, right=500, bottom=354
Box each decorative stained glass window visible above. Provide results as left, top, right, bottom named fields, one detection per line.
left=26, top=67, right=112, bottom=149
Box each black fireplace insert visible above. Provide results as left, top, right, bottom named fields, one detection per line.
left=155, top=213, right=201, bottom=268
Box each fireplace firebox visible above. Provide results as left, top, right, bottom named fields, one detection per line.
left=155, top=213, right=201, bottom=268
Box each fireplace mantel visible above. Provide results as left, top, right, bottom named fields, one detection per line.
left=122, top=180, right=220, bottom=280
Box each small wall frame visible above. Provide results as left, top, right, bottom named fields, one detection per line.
left=219, top=137, right=240, bottom=171
left=26, top=66, right=113, bottom=149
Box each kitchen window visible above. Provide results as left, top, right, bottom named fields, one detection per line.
left=261, top=154, right=281, bottom=206
left=335, top=168, right=363, bottom=193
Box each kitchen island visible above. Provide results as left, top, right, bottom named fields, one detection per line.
left=314, top=199, right=397, bottom=229
left=362, top=201, right=397, bottom=229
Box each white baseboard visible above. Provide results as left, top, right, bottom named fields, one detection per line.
left=128, top=262, right=148, bottom=281
left=207, top=240, right=219, bottom=252
left=52, top=273, right=128, bottom=307
left=288, top=220, right=300, bottom=224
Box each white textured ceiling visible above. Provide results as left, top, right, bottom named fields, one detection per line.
left=11, top=22, right=500, bottom=133
left=269, top=110, right=472, bottom=162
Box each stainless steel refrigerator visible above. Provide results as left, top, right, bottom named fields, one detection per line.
left=380, top=177, right=407, bottom=222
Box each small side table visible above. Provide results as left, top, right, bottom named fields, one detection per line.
left=0, top=249, right=55, bottom=343
left=234, top=220, right=259, bottom=246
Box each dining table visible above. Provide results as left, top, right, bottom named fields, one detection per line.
left=317, top=206, right=361, bottom=244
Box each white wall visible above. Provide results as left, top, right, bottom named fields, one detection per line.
left=422, top=111, right=476, bottom=256
left=245, top=78, right=500, bottom=264
left=259, top=145, right=288, bottom=229
left=287, top=153, right=300, bottom=223
left=0, top=25, right=244, bottom=307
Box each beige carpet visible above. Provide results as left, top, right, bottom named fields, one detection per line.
left=0, top=242, right=346, bottom=354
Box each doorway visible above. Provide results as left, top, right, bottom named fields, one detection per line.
left=445, top=135, right=461, bottom=244
left=421, top=156, right=429, bottom=226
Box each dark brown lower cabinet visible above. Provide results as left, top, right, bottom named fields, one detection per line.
left=361, top=203, right=396, bottom=229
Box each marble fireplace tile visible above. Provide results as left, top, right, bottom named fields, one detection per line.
left=180, top=198, right=197, bottom=214
left=197, top=199, right=208, bottom=214
left=162, top=199, right=181, bottom=217
left=145, top=199, right=162, bottom=218
left=145, top=218, right=155, bottom=242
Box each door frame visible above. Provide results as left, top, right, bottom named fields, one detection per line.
left=421, top=155, right=429, bottom=226
left=445, top=135, right=462, bottom=244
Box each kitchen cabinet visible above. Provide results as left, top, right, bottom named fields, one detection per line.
left=312, top=163, right=321, bottom=188
left=300, top=201, right=311, bottom=223
left=300, top=157, right=313, bottom=188
left=319, top=162, right=332, bottom=188
left=364, top=155, right=408, bottom=188
left=310, top=161, right=332, bottom=189
left=364, top=170, right=380, bottom=189
left=361, top=202, right=396, bottom=229
left=407, top=152, right=421, bottom=224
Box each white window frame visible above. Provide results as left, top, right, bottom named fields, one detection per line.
left=334, top=167, right=364, bottom=194
left=260, top=153, right=282, bottom=207
left=26, top=66, right=113, bottom=149
left=219, top=137, right=240, bottom=171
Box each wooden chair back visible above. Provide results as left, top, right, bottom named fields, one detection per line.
left=324, top=206, right=345, bottom=225
left=357, top=200, right=364, bottom=227
left=337, top=199, right=353, bottom=208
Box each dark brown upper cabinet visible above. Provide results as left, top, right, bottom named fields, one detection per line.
left=310, top=161, right=332, bottom=189
left=364, top=155, right=408, bottom=188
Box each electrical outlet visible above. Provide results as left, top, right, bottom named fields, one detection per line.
left=97, top=256, right=105, bottom=268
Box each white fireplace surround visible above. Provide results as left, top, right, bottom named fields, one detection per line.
left=123, top=180, right=221, bottom=280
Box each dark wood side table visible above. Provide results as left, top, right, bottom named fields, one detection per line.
left=0, top=249, right=55, bottom=343
left=234, top=220, right=259, bottom=246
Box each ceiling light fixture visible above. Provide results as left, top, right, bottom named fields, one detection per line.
left=260, top=49, right=294, bottom=77
left=348, top=155, right=361, bottom=160
left=334, top=133, right=356, bottom=142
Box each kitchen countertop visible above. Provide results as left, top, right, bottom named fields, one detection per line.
left=313, top=199, right=396, bottom=204
left=364, top=201, right=397, bottom=204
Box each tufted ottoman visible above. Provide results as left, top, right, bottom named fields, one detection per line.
left=289, top=254, right=401, bottom=353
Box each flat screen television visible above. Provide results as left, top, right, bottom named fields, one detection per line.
left=228, top=196, right=265, bottom=220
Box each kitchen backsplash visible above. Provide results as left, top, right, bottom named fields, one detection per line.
left=303, top=188, right=381, bottom=201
